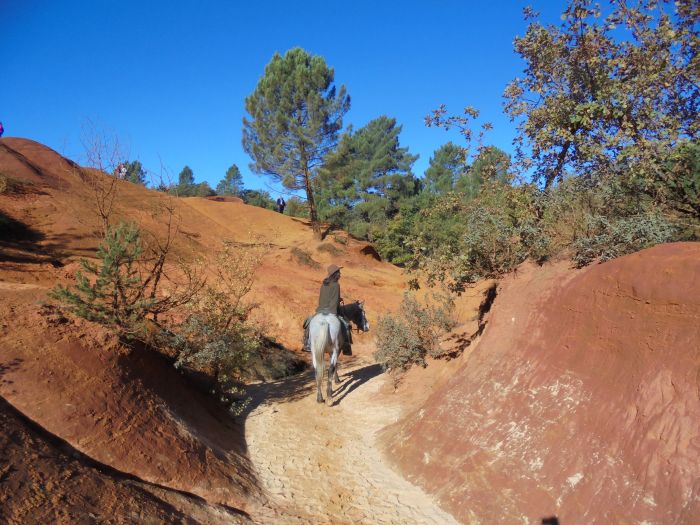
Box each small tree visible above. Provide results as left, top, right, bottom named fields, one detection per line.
left=243, top=48, right=350, bottom=238
left=49, top=221, right=203, bottom=339
left=216, top=164, right=244, bottom=196
left=175, top=165, right=195, bottom=196
left=125, top=160, right=147, bottom=185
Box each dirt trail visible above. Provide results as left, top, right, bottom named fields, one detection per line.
left=245, top=353, right=459, bottom=525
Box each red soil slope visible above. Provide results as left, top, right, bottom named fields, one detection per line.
left=0, top=137, right=426, bottom=521
left=383, top=243, right=700, bottom=524
left=0, top=394, right=250, bottom=524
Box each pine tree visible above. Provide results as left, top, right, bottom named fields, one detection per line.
left=176, top=165, right=195, bottom=196
left=125, top=160, right=147, bottom=185
left=423, top=143, right=466, bottom=195
left=48, top=222, right=154, bottom=333
left=242, top=48, right=350, bottom=238
left=216, top=164, right=244, bottom=196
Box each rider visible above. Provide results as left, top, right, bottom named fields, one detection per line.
left=303, top=264, right=352, bottom=354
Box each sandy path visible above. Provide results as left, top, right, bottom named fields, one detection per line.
left=245, top=355, right=459, bottom=525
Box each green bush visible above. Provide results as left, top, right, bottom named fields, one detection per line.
left=374, top=293, right=456, bottom=374
left=48, top=221, right=202, bottom=341
left=411, top=183, right=544, bottom=291
left=573, top=212, right=679, bottom=267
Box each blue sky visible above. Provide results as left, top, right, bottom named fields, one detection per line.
left=2, top=1, right=566, bottom=195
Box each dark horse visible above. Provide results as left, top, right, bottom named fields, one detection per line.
left=309, top=300, right=369, bottom=405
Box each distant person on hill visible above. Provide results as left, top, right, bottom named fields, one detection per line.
left=302, top=264, right=352, bottom=354
left=0, top=122, right=4, bottom=137
left=276, top=196, right=286, bottom=214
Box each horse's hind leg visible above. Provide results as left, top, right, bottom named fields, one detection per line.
left=313, top=354, right=323, bottom=403
left=326, top=363, right=334, bottom=406
left=316, top=371, right=324, bottom=403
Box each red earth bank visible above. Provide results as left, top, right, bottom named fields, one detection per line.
left=383, top=243, right=700, bottom=524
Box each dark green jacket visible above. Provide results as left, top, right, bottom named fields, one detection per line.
left=316, top=280, right=340, bottom=315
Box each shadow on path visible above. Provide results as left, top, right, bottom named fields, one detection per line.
left=239, top=359, right=384, bottom=418
left=331, top=363, right=383, bottom=406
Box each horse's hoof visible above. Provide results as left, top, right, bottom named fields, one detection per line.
left=317, top=398, right=324, bottom=404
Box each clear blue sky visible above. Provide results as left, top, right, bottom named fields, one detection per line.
left=2, top=0, right=565, bottom=195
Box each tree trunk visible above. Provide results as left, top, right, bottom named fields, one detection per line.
left=303, top=165, right=322, bottom=240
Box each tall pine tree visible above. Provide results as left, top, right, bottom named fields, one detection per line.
left=242, top=48, right=350, bottom=237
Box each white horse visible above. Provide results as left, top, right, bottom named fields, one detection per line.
left=309, top=301, right=369, bottom=406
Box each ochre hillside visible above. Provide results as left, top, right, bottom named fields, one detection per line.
left=0, top=137, right=420, bottom=522
left=1, top=137, right=699, bottom=524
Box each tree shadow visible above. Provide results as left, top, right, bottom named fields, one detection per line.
left=542, top=517, right=559, bottom=525
left=0, top=211, right=96, bottom=267
left=237, top=367, right=317, bottom=421
left=330, top=363, right=383, bottom=406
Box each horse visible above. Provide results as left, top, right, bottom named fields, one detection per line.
left=309, top=301, right=369, bottom=406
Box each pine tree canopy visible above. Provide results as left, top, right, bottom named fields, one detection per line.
left=242, top=47, right=350, bottom=233
left=216, top=164, right=244, bottom=196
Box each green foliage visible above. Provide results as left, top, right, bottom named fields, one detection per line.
left=240, top=189, right=275, bottom=210
left=423, top=142, right=465, bottom=195
left=410, top=183, right=546, bottom=290
left=178, top=165, right=194, bottom=186
left=242, top=48, right=350, bottom=232
left=173, top=243, right=264, bottom=412
left=49, top=222, right=149, bottom=332
left=174, top=165, right=196, bottom=196
left=48, top=222, right=199, bottom=338
left=125, top=160, right=146, bottom=185
left=216, top=164, right=244, bottom=196
left=455, top=146, right=511, bottom=198
left=172, top=166, right=215, bottom=197
left=316, top=116, right=419, bottom=253
left=374, top=293, right=456, bottom=374
left=573, top=212, right=679, bottom=267
left=655, top=141, right=700, bottom=218
left=285, top=196, right=309, bottom=218
left=193, top=181, right=216, bottom=197
left=503, top=0, right=699, bottom=188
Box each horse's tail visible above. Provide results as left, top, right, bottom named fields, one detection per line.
left=313, top=318, right=330, bottom=383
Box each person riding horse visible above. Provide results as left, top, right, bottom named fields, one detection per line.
left=303, top=264, right=352, bottom=354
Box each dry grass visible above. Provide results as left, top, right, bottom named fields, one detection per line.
left=291, top=247, right=321, bottom=269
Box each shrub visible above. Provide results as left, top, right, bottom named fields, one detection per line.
left=172, top=241, right=266, bottom=413
left=374, top=292, right=456, bottom=375
left=290, top=247, right=320, bottom=268
left=572, top=212, right=679, bottom=267
left=411, top=183, right=544, bottom=291
left=332, top=234, right=348, bottom=245
left=317, top=242, right=342, bottom=256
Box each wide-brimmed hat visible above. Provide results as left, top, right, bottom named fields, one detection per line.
left=326, top=264, right=342, bottom=278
